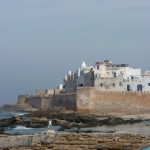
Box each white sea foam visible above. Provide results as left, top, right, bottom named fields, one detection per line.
left=18, top=112, right=28, bottom=116
left=13, top=126, right=31, bottom=130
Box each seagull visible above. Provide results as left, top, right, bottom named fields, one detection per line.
left=48, top=120, right=52, bottom=128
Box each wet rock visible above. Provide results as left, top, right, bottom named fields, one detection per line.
left=32, top=118, right=48, bottom=127
left=24, top=117, right=49, bottom=128
left=53, top=119, right=85, bottom=129
left=0, top=128, right=4, bottom=134
left=26, top=123, right=43, bottom=128
left=25, top=109, right=146, bottom=130
left=12, top=116, right=21, bottom=122
left=53, top=119, right=72, bottom=129
left=0, top=118, right=13, bottom=128
left=0, top=108, right=145, bottom=131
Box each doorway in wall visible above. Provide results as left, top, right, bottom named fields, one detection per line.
left=137, top=84, right=142, bottom=91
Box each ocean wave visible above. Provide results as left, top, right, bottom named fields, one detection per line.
left=13, top=126, right=32, bottom=130
left=17, top=112, right=28, bottom=116
left=0, top=112, right=28, bottom=120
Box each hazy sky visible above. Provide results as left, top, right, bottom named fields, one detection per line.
left=0, top=0, right=150, bottom=105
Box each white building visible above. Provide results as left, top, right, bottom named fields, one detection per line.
left=63, top=60, right=150, bottom=92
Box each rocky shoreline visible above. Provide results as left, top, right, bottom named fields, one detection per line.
left=0, top=108, right=149, bottom=133
left=1, top=108, right=150, bottom=149
left=0, top=130, right=150, bottom=150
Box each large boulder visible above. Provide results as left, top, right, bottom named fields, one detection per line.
left=40, top=130, right=56, bottom=144
left=12, top=116, right=21, bottom=122
left=0, top=128, right=4, bottom=134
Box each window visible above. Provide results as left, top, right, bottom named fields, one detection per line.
left=137, top=84, right=142, bottom=91
left=112, top=83, right=115, bottom=87
left=97, top=65, right=99, bottom=70
left=119, top=82, right=123, bottom=86
left=148, top=83, right=150, bottom=86
left=100, top=83, right=103, bottom=87
left=113, top=72, right=116, bottom=77
left=79, top=84, right=83, bottom=87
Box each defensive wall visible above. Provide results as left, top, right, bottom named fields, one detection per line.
left=18, top=93, right=77, bottom=111
left=51, top=93, right=76, bottom=111
left=76, top=87, right=150, bottom=113
left=18, top=87, right=150, bottom=113
left=24, top=95, right=53, bottom=109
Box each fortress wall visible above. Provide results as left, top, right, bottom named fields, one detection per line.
left=25, top=96, right=53, bottom=109
left=19, top=93, right=76, bottom=110
left=94, top=91, right=150, bottom=107
left=17, top=96, right=26, bottom=104
left=25, top=96, right=42, bottom=109
left=76, top=87, right=94, bottom=113
left=51, top=93, right=76, bottom=110
left=20, top=88, right=150, bottom=112
left=76, top=87, right=150, bottom=113
left=40, top=96, right=53, bottom=109
left=92, top=91, right=150, bottom=114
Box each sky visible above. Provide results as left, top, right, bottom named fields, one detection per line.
left=0, top=0, right=150, bottom=105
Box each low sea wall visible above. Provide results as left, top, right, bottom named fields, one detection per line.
left=0, top=131, right=150, bottom=150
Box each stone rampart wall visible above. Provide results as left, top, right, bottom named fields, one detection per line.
left=76, top=87, right=150, bottom=113
left=18, top=93, right=76, bottom=110
left=17, top=96, right=26, bottom=104
left=17, top=87, right=150, bottom=112
left=41, top=95, right=53, bottom=109
left=25, top=96, right=54, bottom=109
left=51, top=93, right=76, bottom=110
left=25, top=96, right=42, bottom=109
left=94, top=90, right=150, bottom=109
left=76, top=87, right=94, bottom=113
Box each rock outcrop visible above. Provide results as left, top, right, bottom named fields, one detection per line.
left=40, top=130, right=56, bottom=144
left=0, top=130, right=56, bottom=149
left=0, top=130, right=150, bottom=150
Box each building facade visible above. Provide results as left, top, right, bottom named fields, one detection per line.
left=63, top=60, right=150, bottom=93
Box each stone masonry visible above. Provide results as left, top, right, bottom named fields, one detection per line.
left=17, top=87, right=150, bottom=113
left=76, top=87, right=150, bottom=113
